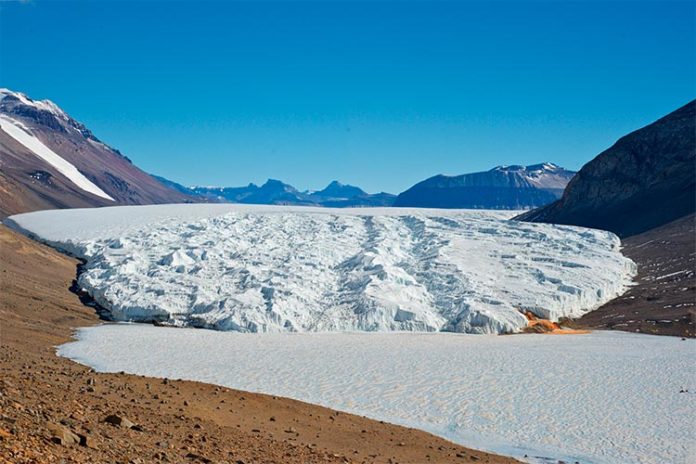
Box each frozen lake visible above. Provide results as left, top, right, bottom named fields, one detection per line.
left=59, top=325, right=696, bottom=464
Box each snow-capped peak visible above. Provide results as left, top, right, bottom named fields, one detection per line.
left=491, top=162, right=562, bottom=174
left=0, top=88, right=69, bottom=121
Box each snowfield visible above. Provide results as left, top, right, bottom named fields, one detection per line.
left=58, top=326, right=696, bottom=464
left=6, top=204, right=635, bottom=334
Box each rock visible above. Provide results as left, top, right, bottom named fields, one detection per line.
left=185, top=452, right=213, bottom=463
left=77, top=432, right=97, bottom=449
left=104, top=414, right=136, bottom=429
left=47, top=422, right=80, bottom=446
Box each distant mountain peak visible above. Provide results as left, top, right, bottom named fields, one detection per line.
left=492, top=162, right=562, bottom=173
left=315, top=180, right=366, bottom=199
left=394, top=162, right=576, bottom=210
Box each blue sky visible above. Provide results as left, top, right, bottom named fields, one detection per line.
left=1, top=1, right=694, bottom=193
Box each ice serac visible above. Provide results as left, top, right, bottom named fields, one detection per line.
left=5, top=205, right=636, bottom=334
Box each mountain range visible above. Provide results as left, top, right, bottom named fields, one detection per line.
left=1, top=88, right=693, bottom=338
left=185, top=179, right=396, bottom=208
left=0, top=87, right=576, bottom=215
left=157, top=164, right=575, bottom=210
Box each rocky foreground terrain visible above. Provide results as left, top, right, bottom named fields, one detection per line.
left=0, top=225, right=518, bottom=464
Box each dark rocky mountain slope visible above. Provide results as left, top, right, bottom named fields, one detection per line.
left=394, top=163, right=575, bottom=209
left=517, top=101, right=696, bottom=237
left=0, top=89, right=197, bottom=218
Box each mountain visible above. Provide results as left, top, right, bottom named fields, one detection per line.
left=393, top=163, right=576, bottom=209
left=307, top=180, right=395, bottom=207
left=313, top=180, right=367, bottom=199
left=160, top=178, right=397, bottom=207
left=188, top=179, right=314, bottom=205
left=516, top=101, right=696, bottom=237
left=0, top=89, right=196, bottom=217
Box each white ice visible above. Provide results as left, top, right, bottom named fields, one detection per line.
left=6, top=204, right=635, bottom=334
left=58, top=325, right=696, bottom=464
left=0, top=114, right=114, bottom=201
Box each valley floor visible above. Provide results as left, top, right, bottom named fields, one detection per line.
left=0, top=225, right=519, bottom=464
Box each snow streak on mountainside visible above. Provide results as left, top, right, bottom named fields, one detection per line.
left=0, top=115, right=114, bottom=200
left=0, top=88, right=196, bottom=217
left=6, top=205, right=635, bottom=334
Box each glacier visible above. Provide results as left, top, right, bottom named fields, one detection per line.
left=6, top=204, right=636, bottom=334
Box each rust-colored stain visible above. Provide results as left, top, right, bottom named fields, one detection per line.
left=522, top=311, right=590, bottom=335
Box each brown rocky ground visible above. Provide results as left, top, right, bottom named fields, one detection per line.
left=0, top=225, right=519, bottom=464
left=566, top=213, right=695, bottom=337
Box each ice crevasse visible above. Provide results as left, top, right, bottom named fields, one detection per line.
left=6, top=205, right=637, bottom=334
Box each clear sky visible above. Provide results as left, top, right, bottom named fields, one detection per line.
left=1, top=1, right=694, bottom=193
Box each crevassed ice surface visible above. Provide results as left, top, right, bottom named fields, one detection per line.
left=6, top=204, right=636, bottom=333
left=58, top=326, right=696, bottom=464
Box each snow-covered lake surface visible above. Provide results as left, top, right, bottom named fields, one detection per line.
left=59, top=325, right=696, bottom=464
left=6, top=204, right=635, bottom=334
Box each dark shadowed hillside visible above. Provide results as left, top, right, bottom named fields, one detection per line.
left=517, top=101, right=696, bottom=237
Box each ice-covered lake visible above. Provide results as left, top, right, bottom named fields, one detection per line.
left=59, top=325, right=696, bottom=464
left=6, top=204, right=635, bottom=334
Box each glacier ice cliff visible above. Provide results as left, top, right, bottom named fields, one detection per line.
left=6, top=204, right=636, bottom=334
